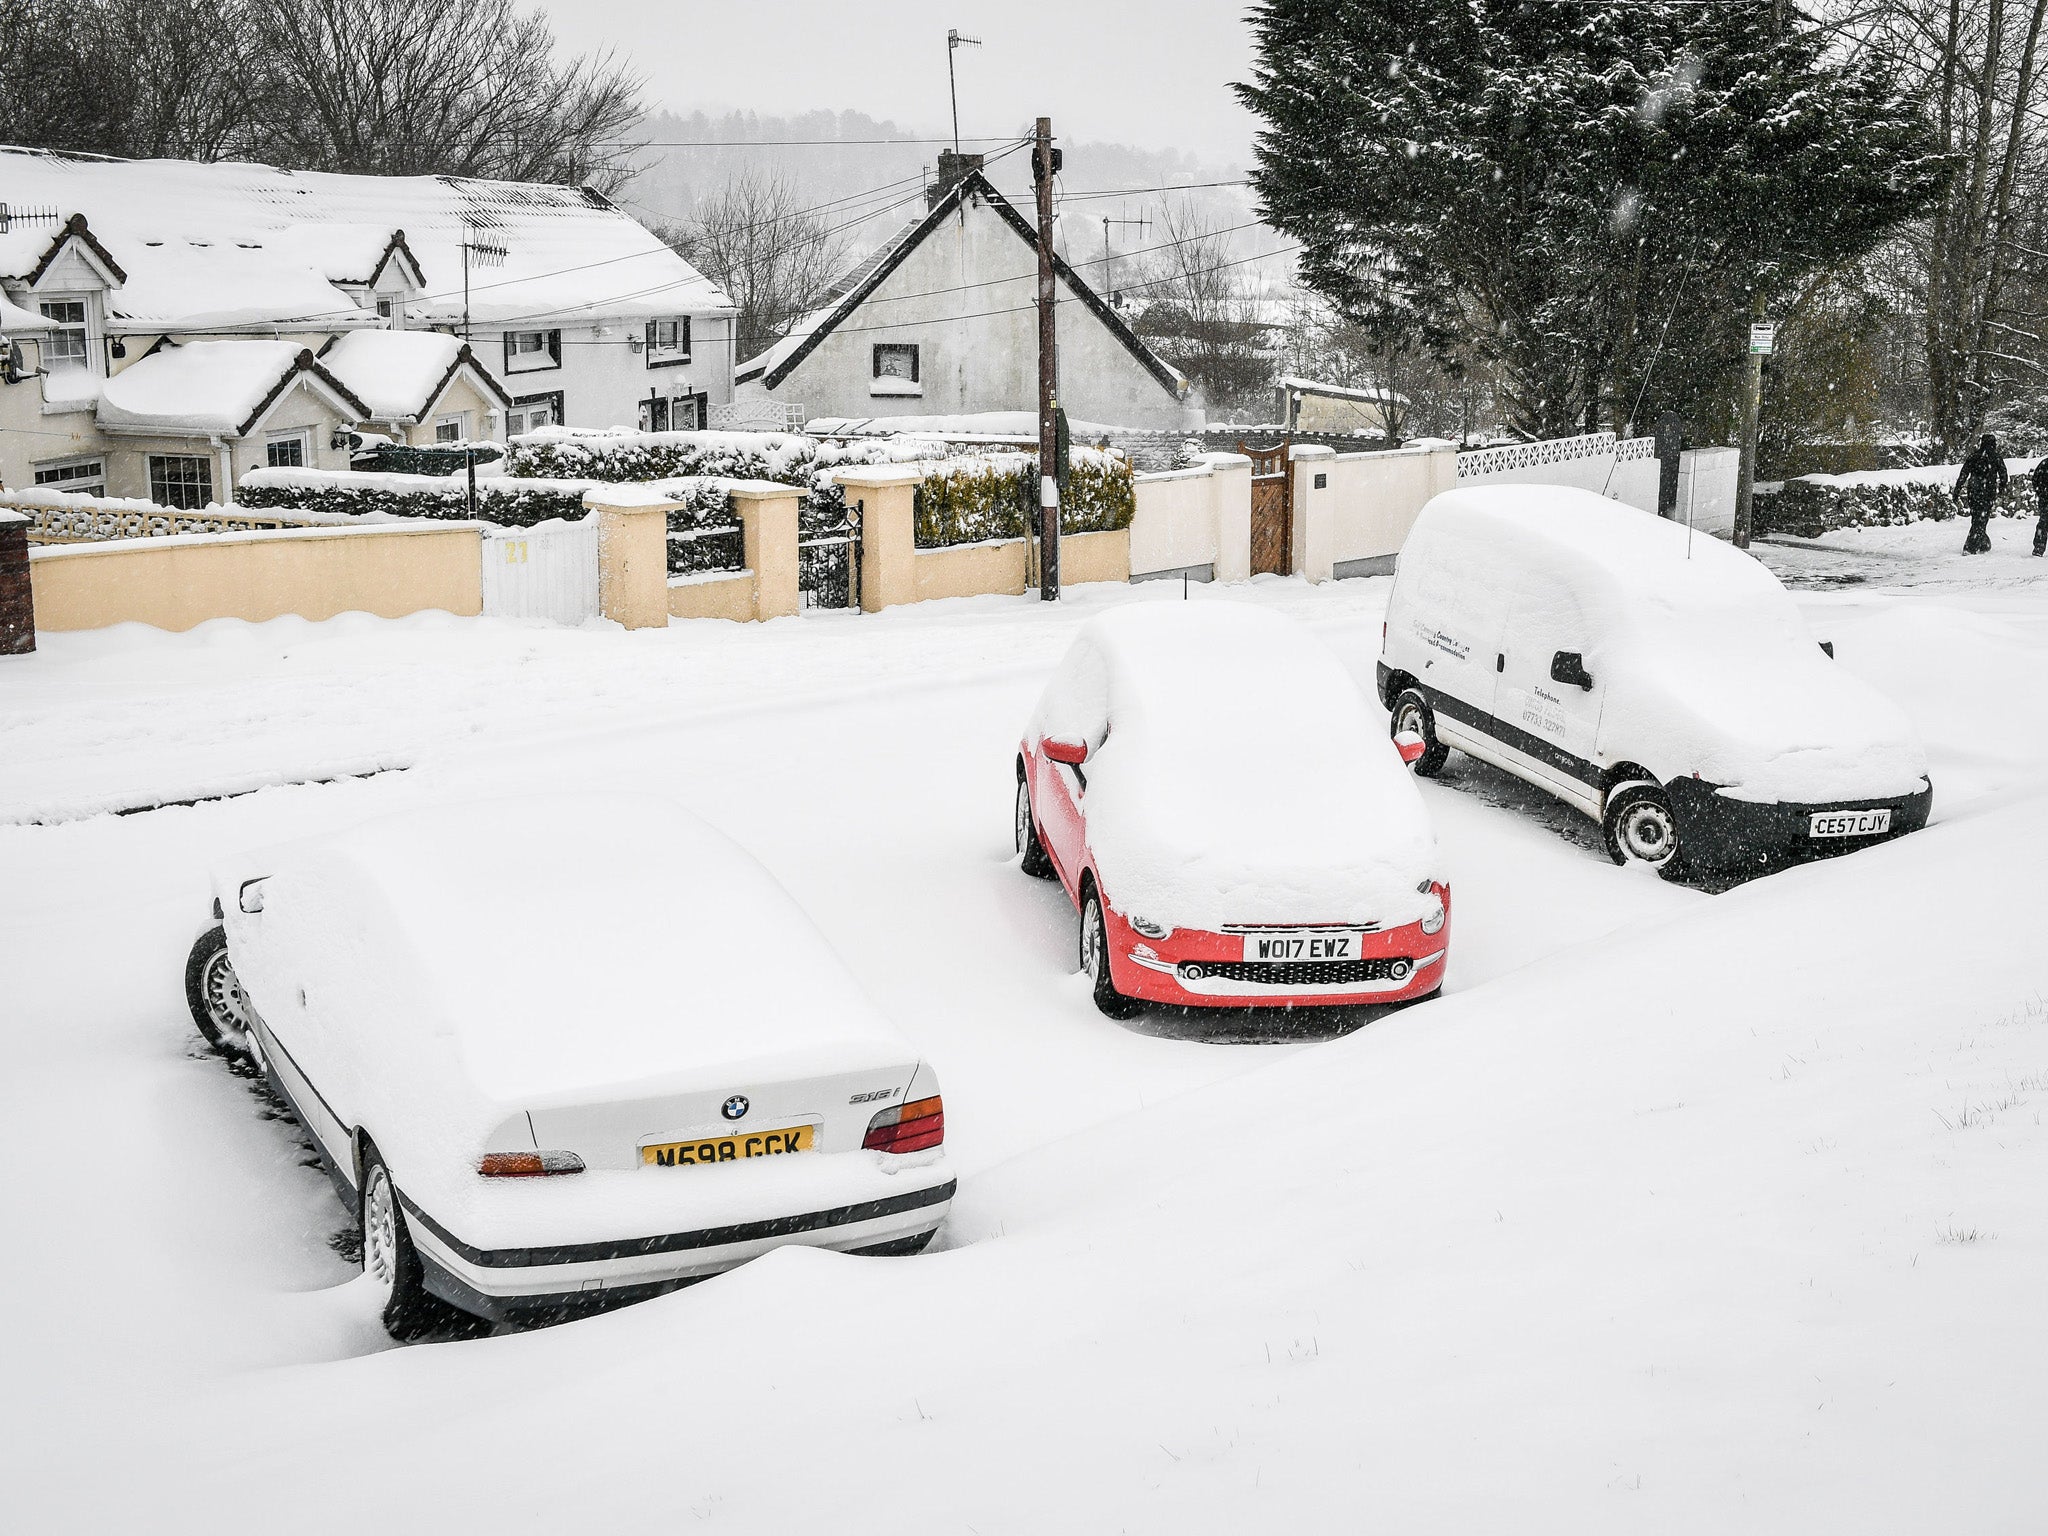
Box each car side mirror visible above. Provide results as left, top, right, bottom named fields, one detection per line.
left=1549, top=650, right=1594, bottom=691
left=1042, top=737, right=1090, bottom=766
left=237, top=878, right=268, bottom=914
left=1393, top=731, right=1428, bottom=766
left=1818, top=640, right=1834, bottom=659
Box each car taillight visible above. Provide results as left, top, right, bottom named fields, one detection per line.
left=478, top=1151, right=585, bottom=1177
left=863, top=1094, right=944, bottom=1154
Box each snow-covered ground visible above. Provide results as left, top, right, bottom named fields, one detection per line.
left=3, top=539, right=2046, bottom=1531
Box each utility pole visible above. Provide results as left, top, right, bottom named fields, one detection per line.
left=946, top=30, right=981, bottom=156
left=1033, top=117, right=1062, bottom=600
left=1100, top=214, right=1149, bottom=308
left=1734, top=0, right=1787, bottom=551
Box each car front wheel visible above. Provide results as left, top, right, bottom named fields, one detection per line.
left=1016, top=775, right=1055, bottom=879
left=1603, top=781, right=1687, bottom=879
left=184, top=925, right=254, bottom=1061
left=1080, top=888, right=1146, bottom=1020
left=1391, top=689, right=1450, bottom=777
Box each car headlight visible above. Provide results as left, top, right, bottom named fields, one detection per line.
left=1129, top=915, right=1171, bottom=939
left=1420, top=893, right=1446, bottom=935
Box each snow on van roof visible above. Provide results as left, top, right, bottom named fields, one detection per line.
left=1034, top=602, right=1437, bottom=930
left=234, top=796, right=908, bottom=1112
left=0, top=146, right=732, bottom=330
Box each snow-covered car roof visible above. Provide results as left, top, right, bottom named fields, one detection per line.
left=1031, top=601, right=1438, bottom=930
left=218, top=795, right=911, bottom=1114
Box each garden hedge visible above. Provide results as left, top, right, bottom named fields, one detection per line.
left=1757, top=468, right=2038, bottom=539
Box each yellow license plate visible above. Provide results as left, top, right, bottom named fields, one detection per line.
left=642, top=1125, right=814, bottom=1167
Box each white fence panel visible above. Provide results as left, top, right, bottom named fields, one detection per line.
left=1674, top=447, right=1740, bottom=537
left=482, top=515, right=600, bottom=623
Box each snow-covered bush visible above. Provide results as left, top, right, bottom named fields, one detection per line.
left=915, top=450, right=1136, bottom=546
left=1758, top=466, right=2036, bottom=538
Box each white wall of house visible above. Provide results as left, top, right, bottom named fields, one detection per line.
left=760, top=192, right=1187, bottom=431
left=475, top=314, right=736, bottom=434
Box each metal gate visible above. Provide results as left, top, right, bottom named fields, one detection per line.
left=482, top=516, right=600, bottom=623
left=1241, top=439, right=1293, bottom=576
left=797, top=502, right=861, bottom=610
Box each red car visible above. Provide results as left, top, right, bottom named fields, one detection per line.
left=1014, top=601, right=1450, bottom=1018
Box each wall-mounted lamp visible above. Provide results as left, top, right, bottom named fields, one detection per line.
left=628, top=334, right=644, bottom=353
left=108, top=337, right=126, bottom=359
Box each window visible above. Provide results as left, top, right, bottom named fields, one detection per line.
left=376, top=297, right=393, bottom=320
left=673, top=393, right=701, bottom=431
left=507, top=391, right=563, bottom=437
left=503, top=329, right=561, bottom=374
left=39, top=300, right=87, bottom=367
left=265, top=431, right=309, bottom=468
left=434, top=413, right=469, bottom=444
left=871, top=342, right=922, bottom=396
left=33, top=457, right=104, bottom=497
left=637, top=395, right=671, bottom=433
left=149, top=454, right=213, bottom=510
left=645, top=316, right=691, bottom=366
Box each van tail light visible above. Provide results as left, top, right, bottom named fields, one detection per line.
left=863, top=1095, right=944, bottom=1154
left=479, top=1151, right=585, bottom=1177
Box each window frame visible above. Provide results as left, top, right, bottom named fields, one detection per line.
left=503, top=329, right=562, bottom=374
left=644, top=316, right=692, bottom=369
left=433, top=413, right=469, bottom=444
left=872, top=342, right=920, bottom=383
left=148, top=454, right=214, bottom=511
left=264, top=429, right=310, bottom=469
left=32, top=455, right=106, bottom=496
left=506, top=390, right=565, bottom=437
left=39, top=299, right=89, bottom=367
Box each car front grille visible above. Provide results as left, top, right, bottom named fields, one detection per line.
left=1184, top=957, right=1410, bottom=987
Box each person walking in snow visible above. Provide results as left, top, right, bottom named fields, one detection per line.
left=2030, top=454, right=2048, bottom=557
left=1953, top=434, right=2007, bottom=555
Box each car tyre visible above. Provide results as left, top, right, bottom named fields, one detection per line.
left=1080, top=888, right=1146, bottom=1020
left=1015, top=774, right=1055, bottom=879
left=1602, top=781, right=1688, bottom=880
left=359, top=1141, right=460, bottom=1341
left=1391, top=689, right=1450, bottom=777
left=184, top=925, right=255, bottom=1062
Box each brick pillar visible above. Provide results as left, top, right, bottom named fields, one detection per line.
left=1289, top=444, right=1337, bottom=584
left=832, top=465, right=923, bottom=613
left=728, top=482, right=801, bottom=620
left=0, top=512, right=33, bottom=655
left=585, top=492, right=672, bottom=631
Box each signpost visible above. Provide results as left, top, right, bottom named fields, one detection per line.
left=1732, top=307, right=1775, bottom=549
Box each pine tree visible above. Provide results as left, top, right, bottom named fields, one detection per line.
left=1235, top=0, right=1948, bottom=440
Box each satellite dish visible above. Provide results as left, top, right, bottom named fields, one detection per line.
left=2, top=338, right=27, bottom=384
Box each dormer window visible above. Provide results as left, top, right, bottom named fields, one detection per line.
left=504, top=329, right=561, bottom=373
left=376, top=297, right=393, bottom=320
left=645, top=317, right=690, bottom=367
left=39, top=300, right=88, bottom=367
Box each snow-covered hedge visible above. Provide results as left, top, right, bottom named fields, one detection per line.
left=915, top=451, right=1136, bottom=546
left=236, top=467, right=740, bottom=576
left=1759, top=461, right=2038, bottom=538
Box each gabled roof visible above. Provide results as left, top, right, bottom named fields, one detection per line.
left=97, top=339, right=370, bottom=437
left=738, top=171, right=1186, bottom=399
left=319, top=329, right=511, bottom=421
left=22, top=213, right=128, bottom=287
left=0, top=146, right=733, bottom=332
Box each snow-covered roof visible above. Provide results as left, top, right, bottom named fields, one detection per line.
left=737, top=171, right=1185, bottom=400
left=319, top=329, right=508, bottom=421
left=0, top=146, right=733, bottom=332
left=97, top=339, right=368, bottom=436
left=0, top=295, right=51, bottom=331
left=1278, top=375, right=1409, bottom=406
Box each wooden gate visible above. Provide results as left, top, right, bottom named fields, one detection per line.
left=1241, top=439, right=1292, bottom=575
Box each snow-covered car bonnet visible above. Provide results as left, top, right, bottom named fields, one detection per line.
left=1030, top=601, right=1439, bottom=930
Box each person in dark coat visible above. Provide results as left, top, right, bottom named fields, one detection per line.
left=2030, top=454, right=2048, bottom=557
left=1953, top=435, right=2007, bottom=554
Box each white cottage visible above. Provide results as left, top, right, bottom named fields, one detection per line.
left=0, top=146, right=736, bottom=506
left=738, top=166, right=1194, bottom=432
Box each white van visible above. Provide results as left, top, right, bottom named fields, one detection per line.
left=1376, top=486, right=1932, bottom=877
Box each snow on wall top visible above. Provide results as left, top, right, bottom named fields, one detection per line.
left=1031, top=601, right=1438, bottom=930
left=0, top=146, right=732, bottom=331
left=97, top=339, right=330, bottom=435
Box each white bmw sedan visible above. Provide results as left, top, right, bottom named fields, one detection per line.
left=184, top=795, right=953, bottom=1337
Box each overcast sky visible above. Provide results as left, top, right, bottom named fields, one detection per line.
left=529, top=0, right=1263, bottom=167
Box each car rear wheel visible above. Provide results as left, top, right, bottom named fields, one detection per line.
left=1015, top=775, right=1054, bottom=879
left=184, top=925, right=254, bottom=1062
left=1391, top=689, right=1450, bottom=777
left=1603, top=781, right=1687, bottom=879
left=1080, top=889, right=1146, bottom=1020
left=359, top=1143, right=459, bottom=1341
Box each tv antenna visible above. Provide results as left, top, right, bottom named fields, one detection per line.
left=458, top=217, right=508, bottom=340
left=1100, top=214, right=1149, bottom=307
left=947, top=29, right=982, bottom=155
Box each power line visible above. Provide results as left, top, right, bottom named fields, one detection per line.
left=611, top=136, right=1020, bottom=148
left=1056, top=179, right=1251, bottom=201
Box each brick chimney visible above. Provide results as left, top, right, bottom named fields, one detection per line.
left=928, top=150, right=984, bottom=209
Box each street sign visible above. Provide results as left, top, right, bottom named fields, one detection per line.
left=1749, top=321, right=1777, bottom=355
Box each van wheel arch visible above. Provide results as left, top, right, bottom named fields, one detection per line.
left=1380, top=668, right=1418, bottom=710
left=1600, top=763, right=1663, bottom=801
